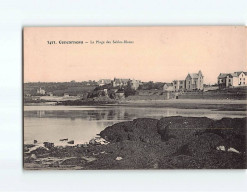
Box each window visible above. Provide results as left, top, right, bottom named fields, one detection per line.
left=229, top=79, right=231, bottom=82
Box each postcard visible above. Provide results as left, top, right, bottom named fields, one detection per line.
left=23, top=26, right=246, bottom=170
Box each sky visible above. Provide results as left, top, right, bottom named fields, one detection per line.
left=24, top=26, right=246, bottom=84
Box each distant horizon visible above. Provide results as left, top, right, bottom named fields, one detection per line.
left=24, top=27, right=247, bottom=84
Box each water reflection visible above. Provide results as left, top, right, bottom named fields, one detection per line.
left=24, top=106, right=246, bottom=145
left=26, top=108, right=140, bottom=121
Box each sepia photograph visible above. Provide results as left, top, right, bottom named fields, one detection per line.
left=23, top=26, right=247, bottom=170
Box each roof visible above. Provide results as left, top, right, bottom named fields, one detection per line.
left=190, top=73, right=199, bottom=79
left=218, top=73, right=236, bottom=79
left=186, top=70, right=203, bottom=80
left=218, top=73, right=229, bottom=79
left=234, top=71, right=247, bottom=76
left=114, top=78, right=130, bottom=84
left=218, top=71, right=247, bottom=79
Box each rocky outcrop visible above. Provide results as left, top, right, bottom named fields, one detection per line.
left=100, top=118, right=160, bottom=143
left=157, top=116, right=213, bottom=141
left=24, top=116, right=247, bottom=170
left=205, top=117, right=246, bottom=153
left=98, top=116, right=246, bottom=169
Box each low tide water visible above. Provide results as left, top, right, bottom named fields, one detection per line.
left=24, top=105, right=246, bottom=146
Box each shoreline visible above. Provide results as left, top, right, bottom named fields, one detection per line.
left=24, top=99, right=247, bottom=111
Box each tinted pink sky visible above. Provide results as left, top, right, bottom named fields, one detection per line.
left=24, top=26, right=246, bottom=84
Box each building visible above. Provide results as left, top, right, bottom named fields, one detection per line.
left=113, top=78, right=130, bottom=87
left=97, top=79, right=112, bottom=86
left=37, top=88, right=46, bottom=95
left=163, top=83, right=174, bottom=92
left=129, top=79, right=140, bottom=90
left=185, top=70, right=204, bottom=91
left=173, top=80, right=185, bottom=92
left=103, top=89, right=108, bottom=96
left=218, top=73, right=233, bottom=89
left=218, top=71, right=247, bottom=89
left=234, top=71, right=247, bottom=86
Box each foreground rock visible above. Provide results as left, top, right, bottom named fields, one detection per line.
left=24, top=116, right=247, bottom=169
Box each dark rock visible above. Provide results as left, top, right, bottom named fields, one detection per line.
left=25, top=144, right=35, bottom=149
left=199, top=150, right=246, bottom=169
left=205, top=117, right=247, bottom=153
left=100, top=118, right=160, bottom=143
left=160, top=155, right=201, bottom=169
left=24, top=146, right=29, bottom=153
left=157, top=116, right=213, bottom=141
left=34, top=140, right=38, bottom=144
left=24, top=154, right=37, bottom=163
left=60, top=139, right=68, bottom=142
left=60, top=157, right=87, bottom=165
left=186, top=133, right=224, bottom=157
left=43, top=142, right=54, bottom=149
left=30, top=147, right=49, bottom=157
left=67, top=140, right=74, bottom=144
left=48, top=161, right=60, bottom=168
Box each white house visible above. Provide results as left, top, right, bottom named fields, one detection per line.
left=172, top=80, right=185, bottom=92
left=185, top=70, right=204, bottom=91
left=233, top=71, right=247, bottom=86
left=37, top=88, right=46, bottom=95
left=218, top=71, right=247, bottom=88
left=129, top=79, right=140, bottom=90
left=113, top=78, right=130, bottom=87
left=163, top=83, right=174, bottom=92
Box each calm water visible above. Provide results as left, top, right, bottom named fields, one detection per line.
left=24, top=105, right=246, bottom=145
